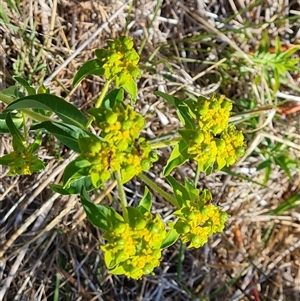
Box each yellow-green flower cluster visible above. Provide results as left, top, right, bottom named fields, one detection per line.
left=195, top=94, right=232, bottom=135
left=102, top=213, right=167, bottom=279
left=80, top=103, right=158, bottom=187
left=216, top=125, right=245, bottom=170
left=188, top=94, right=245, bottom=171
left=95, top=103, right=145, bottom=149
left=173, top=189, right=229, bottom=248
left=95, top=36, right=141, bottom=86
left=0, top=148, right=45, bottom=176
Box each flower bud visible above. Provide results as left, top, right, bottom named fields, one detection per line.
left=106, top=112, right=118, bottom=125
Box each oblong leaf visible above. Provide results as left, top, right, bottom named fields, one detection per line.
left=0, top=112, right=23, bottom=133
left=6, top=112, right=25, bottom=145
left=155, top=91, right=196, bottom=129
left=163, top=140, right=189, bottom=176
left=73, top=59, right=104, bottom=87
left=80, top=187, right=110, bottom=230
left=166, top=176, right=189, bottom=208
left=121, top=78, right=137, bottom=103
left=50, top=176, right=94, bottom=195
left=4, top=94, right=88, bottom=128
left=62, top=156, right=91, bottom=189
left=137, top=187, right=152, bottom=214
left=31, top=121, right=100, bottom=153
left=161, top=228, right=179, bottom=249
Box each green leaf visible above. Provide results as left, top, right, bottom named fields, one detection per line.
left=62, top=156, right=91, bottom=189
left=109, top=265, right=125, bottom=275
left=163, top=140, right=189, bottom=176
left=1, top=85, right=18, bottom=97
left=72, top=59, right=104, bottom=87
left=155, top=91, right=195, bottom=129
left=184, top=178, right=199, bottom=202
left=102, top=88, right=124, bottom=109
left=14, top=76, right=36, bottom=95
left=256, top=158, right=272, bottom=184
left=126, top=206, right=146, bottom=229
left=31, top=121, right=99, bottom=153
left=28, top=131, right=43, bottom=154
left=80, top=187, right=110, bottom=230
left=0, top=153, right=15, bottom=166
left=121, top=168, right=135, bottom=184
left=266, top=193, right=300, bottom=215
left=4, top=94, right=88, bottom=128
left=178, top=129, right=200, bottom=145
left=274, top=36, right=281, bottom=55
left=121, top=78, right=137, bottom=103
left=14, top=76, right=30, bottom=87
left=161, top=228, right=179, bottom=249
left=5, top=113, right=25, bottom=145
left=166, top=176, right=189, bottom=207
left=274, top=155, right=297, bottom=181
left=273, top=67, right=280, bottom=92
left=137, top=187, right=152, bottom=214
left=50, top=176, right=94, bottom=195
left=0, top=3, right=10, bottom=23
left=0, top=112, right=23, bottom=133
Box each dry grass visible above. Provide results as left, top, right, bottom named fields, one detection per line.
left=1, top=0, right=300, bottom=300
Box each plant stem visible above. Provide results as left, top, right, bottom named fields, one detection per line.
left=138, top=0, right=163, bottom=55
left=85, top=80, right=112, bottom=129
left=0, top=92, right=55, bottom=123
left=95, top=80, right=112, bottom=108
left=138, top=173, right=178, bottom=207
left=114, top=170, right=128, bottom=222
left=150, top=137, right=181, bottom=149
left=194, top=164, right=201, bottom=186
left=22, top=113, right=28, bottom=142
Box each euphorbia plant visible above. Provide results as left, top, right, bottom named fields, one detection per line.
left=0, top=36, right=245, bottom=279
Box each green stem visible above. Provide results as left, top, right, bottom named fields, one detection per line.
left=114, top=170, right=128, bottom=222
left=138, top=0, right=163, bottom=55
left=150, top=137, right=181, bottom=149
left=194, top=164, right=201, bottom=187
left=138, top=173, right=178, bottom=207
left=0, top=92, right=55, bottom=123
left=85, top=80, right=112, bottom=129
left=22, top=113, right=28, bottom=142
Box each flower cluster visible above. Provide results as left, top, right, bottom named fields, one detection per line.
left=102, top=212, right=167, bottom=279
left=173, top=189, right=229, bottom=248
left=0, top=148, right=45, bottom=175
left=187, top=94, right=245, bottom=171
left=95, top=36, right=141, bottom=87
left=80, top=103, right=158, bottom=187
